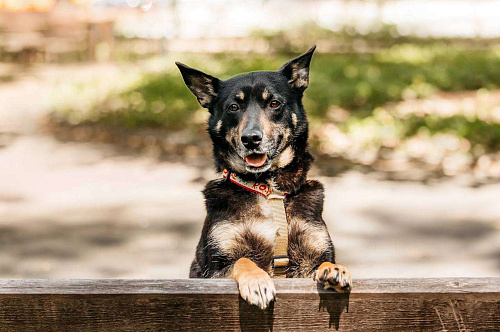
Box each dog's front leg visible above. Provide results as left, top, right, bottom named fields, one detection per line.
left=228, top=258, right=276, bottom=309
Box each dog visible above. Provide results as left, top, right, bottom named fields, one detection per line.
left=176, top=45, right=351, bottom=310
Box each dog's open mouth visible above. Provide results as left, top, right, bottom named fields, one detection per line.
left=245, top=154, right=267, bottom=167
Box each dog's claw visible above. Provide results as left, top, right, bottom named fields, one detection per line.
left=237, top=270, right=276, bottom=309
left=313, top=262, right=352, bottom=293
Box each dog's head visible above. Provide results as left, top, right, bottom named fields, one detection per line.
left=176, top=46, right=315, bottom=175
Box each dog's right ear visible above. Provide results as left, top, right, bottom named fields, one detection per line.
left=176, top=62, right=220, bottom=108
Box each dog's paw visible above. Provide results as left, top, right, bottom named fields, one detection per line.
left=313, top=262, right=352, bottom=293
left=237, top=269, right=276, bottom=310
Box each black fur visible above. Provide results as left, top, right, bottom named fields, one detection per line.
left=177, top=45, right=337, bottom=278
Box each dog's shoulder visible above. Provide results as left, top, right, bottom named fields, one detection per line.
left=301, top=179, right=325, bottom=195
left=287, top=179, right=325, bottom=220
left=202, top=178, right=259, bottom=216
left=202, top=178, right=229, bottom=197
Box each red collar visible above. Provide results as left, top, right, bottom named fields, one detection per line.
left=222, top=169, right=288, bottom=198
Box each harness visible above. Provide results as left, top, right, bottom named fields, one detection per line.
left=222, top=169, right=289, bottom=278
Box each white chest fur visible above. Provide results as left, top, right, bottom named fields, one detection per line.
left=209, top=197, right=278, bottom=255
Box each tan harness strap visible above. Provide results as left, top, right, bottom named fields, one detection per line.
left=221, top=169, right=290, bottom=278
left=268, top=192, right=289, bottom=278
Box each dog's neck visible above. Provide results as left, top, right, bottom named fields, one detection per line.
left=222, top=146, right=313, bottom=196
left=271, top=147, right=313, bottom=194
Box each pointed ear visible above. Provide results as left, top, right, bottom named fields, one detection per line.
left=176, top=62, right=220, bottom=108
left=279, top=45, right=316, bottom=91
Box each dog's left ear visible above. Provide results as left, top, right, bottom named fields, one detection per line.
left=176, top=62, right=220, bottom=109
left=279, top=45, right=316, bottom=91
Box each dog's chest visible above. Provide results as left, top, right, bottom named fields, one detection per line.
left=258, top=195, right=330, bottom=255
left=209, top=192, right=328, bottom=257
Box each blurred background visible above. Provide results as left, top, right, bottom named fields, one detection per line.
left=1, top=0, right=499, bottom=279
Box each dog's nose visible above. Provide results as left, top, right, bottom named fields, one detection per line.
left=241, top=131, right=262, bottom=149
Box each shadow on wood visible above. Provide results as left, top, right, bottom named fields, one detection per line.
left=317, top=283, right=350, bottom=330
left=239, top=297, right=275, bottom=332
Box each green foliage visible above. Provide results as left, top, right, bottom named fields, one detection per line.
left=50, top=44, right=500, bottom=159
left=405, top=115, right=500, bottom=150
left=305, top=45, right=500, bottom=119
left=94, top=71, right=200, bottom=130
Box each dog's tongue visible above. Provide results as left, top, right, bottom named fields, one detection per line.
left=245, top=154, right=266, bottom=167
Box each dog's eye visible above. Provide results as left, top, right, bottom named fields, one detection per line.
left=228, top=104, right=239, bottom=112
left=270, top=100, right=281, bottom=109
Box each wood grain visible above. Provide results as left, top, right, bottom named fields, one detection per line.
left=0, top=278, right=498, bottom=331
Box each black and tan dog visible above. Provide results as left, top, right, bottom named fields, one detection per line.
left=176, top=45, right=351, bottom=309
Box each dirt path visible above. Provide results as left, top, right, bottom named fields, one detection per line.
left=0, top=63, right=499, bottom=279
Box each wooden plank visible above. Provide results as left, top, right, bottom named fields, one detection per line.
left=0, top=278, right=498, bottom=331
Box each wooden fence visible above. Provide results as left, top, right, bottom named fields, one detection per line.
left=0, top=278, right=498, bottom=331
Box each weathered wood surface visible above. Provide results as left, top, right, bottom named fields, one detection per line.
left=0, top=278, right=498, bottom=331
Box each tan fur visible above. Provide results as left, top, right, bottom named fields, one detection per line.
left=274, top=145, right=295, bottom=168
left=190, top=76, right=216, bottom=106
left=258, top=195, right=273, bottom=219
left=215, top=120, right=222, bottom=133
left=292, top=113, right=298, bottom=128
left=289, top=217, right=330, bottom=254
left=229, top=257, right=276, bottom=309
left=235, top=91, right=245, bottom=101
left=238, top=113, right=249, bottom=137
left=289, top=63, right=309, bottom=88
left=226, top=127, right=238, bottom=145
left=262, top=88, right=270, bottom=101
left=229, top=258, right=262, bottom=279
left=313, top=262, right=352, bottom=293
left=259, top=111, right=272, bottom=137
left=209, top=219, right=278, bottom=257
